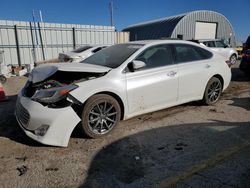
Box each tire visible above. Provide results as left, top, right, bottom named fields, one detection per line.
left=202, top=77, right=222, bottom=105
left=0, top=75, right=7, bottom=84
left=230, top=54, right=237, bottom=64
left=81, top=94, right=121, bottom=138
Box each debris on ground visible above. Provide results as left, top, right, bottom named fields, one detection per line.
left=15, top=156, right=27, bottom=162
left=209, top=108, right=217, bottom=113
left=16, top=165, right=28, bottom=176
left=45, top=167, right=59, bottom=172
left=135, top=156, right=140, bottom=160
left=157, top=146, right=165, bottom=150
left=174, top=147, right=183, bottom=151
left=176, top=143, right=188, bottom=147
left=175, top=143, right=188, bottom=151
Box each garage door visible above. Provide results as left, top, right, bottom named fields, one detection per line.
left=195, top=22, right=217, bottom=39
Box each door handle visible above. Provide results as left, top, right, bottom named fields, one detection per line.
left=205, top=64, right=211, bottom=68
left=167, top=71, right=177, bottom=77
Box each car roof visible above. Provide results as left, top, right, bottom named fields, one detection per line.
left=198, top=39, right=222, bottom=42
left=122, top=39, right=197, bottom=46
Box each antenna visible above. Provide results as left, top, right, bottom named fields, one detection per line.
left=109, top=0, right=114, bottom=27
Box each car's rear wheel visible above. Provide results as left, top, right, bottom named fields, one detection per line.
left=202, top=77, right=222, bottom=105
left=230, top=54, right=237, bottom=64
left=81, top=94, right=121, bottom=138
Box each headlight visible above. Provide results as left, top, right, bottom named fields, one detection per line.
left=31, top=84, right=78, bottom=104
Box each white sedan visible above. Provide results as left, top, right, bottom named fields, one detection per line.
left=198, top=39, right=238, bottom=64
left=58, top=45, right=107, bottom=63
left=16, top=40, right=231, bottom=147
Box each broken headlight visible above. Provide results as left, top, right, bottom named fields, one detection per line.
left=31, top=84, right=78, bottom=104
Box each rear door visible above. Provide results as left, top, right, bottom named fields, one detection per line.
left=173, top=44, right=213, bottom=102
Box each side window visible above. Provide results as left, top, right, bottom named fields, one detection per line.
left=214, top=41, right=225, bottom=48
left=135, top=44, right=174, bottom=70
left=174, top=44, right=212, bottom=63
left=204, top=41, right=215, bottom=47
left=195, top=46, right=213, bottom=59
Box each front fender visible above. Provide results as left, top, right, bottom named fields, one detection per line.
left=69, top=76, right=128, bottom=119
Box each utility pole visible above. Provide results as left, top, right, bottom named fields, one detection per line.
left=39, top=10, right=43, bottom=22
left=32, top=10, right=46, bottom=60
left=32, top=10, right=39, bottom=46
left=109, top=0, right=114, bottom=27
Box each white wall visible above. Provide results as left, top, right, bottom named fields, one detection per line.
left=0, top=20, right=129, bottom=73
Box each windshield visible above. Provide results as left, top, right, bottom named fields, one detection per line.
left=82, top=43, right=144, bottom=68
left=72, top=46, right=92, bottom=53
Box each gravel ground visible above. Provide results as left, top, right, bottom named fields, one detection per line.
left=0, top=62, right=250, bottom=188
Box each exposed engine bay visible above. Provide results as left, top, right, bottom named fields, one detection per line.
left=24, top=70, right=107, bottom=108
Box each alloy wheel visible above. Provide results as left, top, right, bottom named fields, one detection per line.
left=230, top=55, right=237, bottom=64
left=88, top=101, right=118, bottom=135
left=207, top=80, right=222, bottom=103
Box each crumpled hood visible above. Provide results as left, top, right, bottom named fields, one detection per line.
left=30, top=63, right=111, bottom=83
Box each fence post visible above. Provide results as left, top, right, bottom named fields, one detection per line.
left=72, top=27, right=76, bottom=49
left=38, top=22, right=45, bottom=60
left=29, top=22, right=37, bottom=64
left=14, top=25, right=21, bottom=67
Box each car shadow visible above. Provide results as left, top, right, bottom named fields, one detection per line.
left=80, top=120, right=250, bottom=188
left=229, top=96, right=250, bottom=111
left=0, top=95, right=43, bottom=147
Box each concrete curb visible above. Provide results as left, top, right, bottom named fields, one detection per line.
left=160, top=141, right=250, bottom=188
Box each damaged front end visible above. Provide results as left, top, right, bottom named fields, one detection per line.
left=16, top=63, right=110, bottom=147
left=24, top=70, right=107, bottom=108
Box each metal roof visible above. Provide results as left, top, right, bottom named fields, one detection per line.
left=123, top=13, right=186, bottom=40
left=124, top=13, right=187, bottom=30
left=122, top=10, right=236, bottom=47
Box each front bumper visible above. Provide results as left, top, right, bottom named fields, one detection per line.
left=15, top=91, right=81, bottom=147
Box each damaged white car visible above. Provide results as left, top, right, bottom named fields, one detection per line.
left=16, top=40, right=231, bottom=147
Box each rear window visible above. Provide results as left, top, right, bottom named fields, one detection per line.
left=174, top=44, right=213, bottom=63
left=203, top=41, right=215, bottom=47
left=215, top=40, right=226, bottom=48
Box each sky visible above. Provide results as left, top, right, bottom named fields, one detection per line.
left=0, top=0, right=249, bottom=42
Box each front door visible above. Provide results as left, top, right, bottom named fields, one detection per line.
left=125, top=44, right=178, bottom=117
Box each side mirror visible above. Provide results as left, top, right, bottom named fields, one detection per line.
left=127, top=60, right=146, bottom=72
left=224, top=44, right=229, bottom=48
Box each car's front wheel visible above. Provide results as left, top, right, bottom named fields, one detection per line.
left=202, top=77, right=222, bottom=105
left=81, top=94, right=121, bottom=138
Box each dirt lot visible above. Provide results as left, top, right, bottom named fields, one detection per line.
left=0, top=62, right=250, bottom=188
